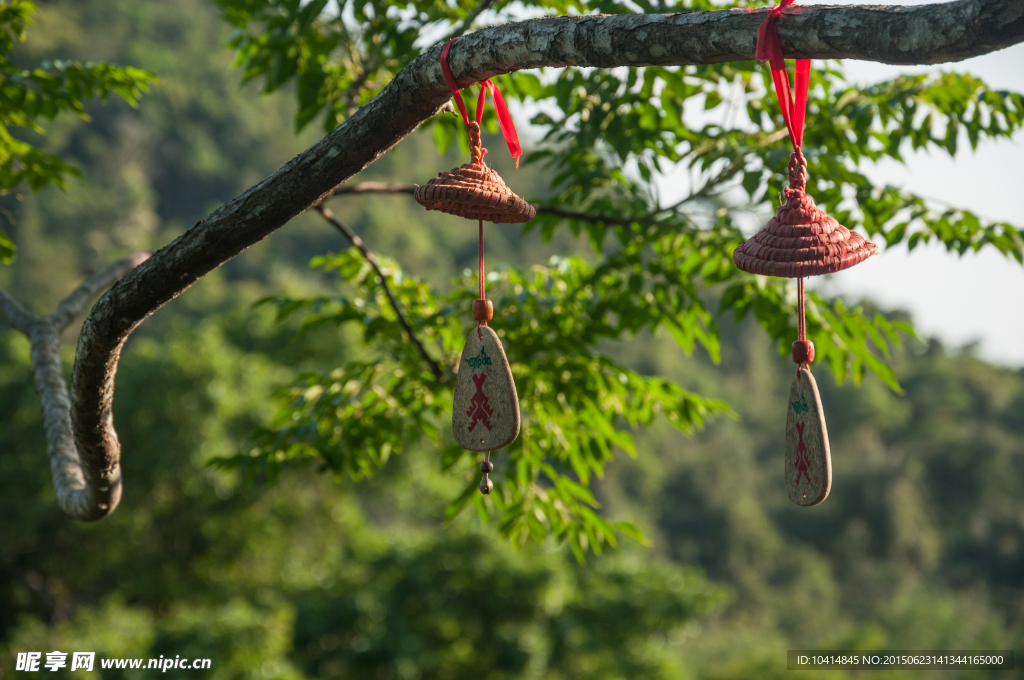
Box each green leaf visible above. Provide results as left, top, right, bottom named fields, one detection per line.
left=0, top=228, right=14, bottom=264
left=614, top=521, right=651, bottom=546
left=433, top=118, right=456, bottom=154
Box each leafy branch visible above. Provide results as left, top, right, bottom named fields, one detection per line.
left=0, top=1, right=156, bottom=262
left=221, top=252, right=731, bottom=556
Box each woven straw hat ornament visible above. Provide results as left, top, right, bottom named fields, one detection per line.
left=417, top=38, right=534, bottom=495
left=734, top=1, right=879, bottom=507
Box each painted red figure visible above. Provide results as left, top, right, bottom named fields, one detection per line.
left=466, top=373, right=494, bottom=432
left=794, top=421, right=811, bottom=485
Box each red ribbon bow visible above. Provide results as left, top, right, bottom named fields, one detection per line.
left=756, top=0, right=809, bottom=149
left=440, top=37, right=523, bottom=167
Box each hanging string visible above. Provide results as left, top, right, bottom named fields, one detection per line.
left=440, top=37, right=523, bottom=166
left=791, top=276, right=808, bottom=378
left=797, top=277, right=805, bottom=343
left=478, top=206, right=485, bottom=326
left=756, top=1, right=809, bottom=152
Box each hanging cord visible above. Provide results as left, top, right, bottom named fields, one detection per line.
left=797, top=277, right=805, bottom=378
left=759, top=0, right=811, bottom=201
left=798, top=277, right=805, bottom=342
left=791, top=271, right=817, bottom=377
left=756, top=1, right=809, bottom=153
left=478, top=206, right=486, bottom=333
left=467, top=118, right=487, bottom=166
left=440, top=37, right=522, bottom=166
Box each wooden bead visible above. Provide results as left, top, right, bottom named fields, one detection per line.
left=480, top=460, right=494, bottom=473
left=791, top=339, right=815, bottom=365
left=472, top=299, right=493, bottom=322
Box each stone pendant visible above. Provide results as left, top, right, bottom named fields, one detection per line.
left=785, top=367, right=832, bottom=506
left=452, top=325, right=520, bottom=451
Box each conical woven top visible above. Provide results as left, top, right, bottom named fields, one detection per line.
left=415, top=122, right=536, bottom=224
left=734, top=152, right=878, bottom=278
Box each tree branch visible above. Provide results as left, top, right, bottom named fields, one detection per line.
left=323, top=165, right=739, bottom=226
left=314, top=205, right=445, bottom=382
left=0, top=288, right=35, bottom=335
left=61, top=0, right=1024, bottom=520
left=0, top=254, right=150, bottom=521
left=324, top=181, right=666, bottom=226
left=51, top=254, right=152, bottom=332
left=324, top=182, right=416, bottom=199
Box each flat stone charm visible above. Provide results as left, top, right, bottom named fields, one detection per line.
left=785, top=367, right=831, bottom=506
left=452, top=325, right=520, bottom=451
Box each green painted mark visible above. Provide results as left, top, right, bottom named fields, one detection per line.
left=466, top=347, right=492, bottom=370
left=791, top=392, right=809, bottom=414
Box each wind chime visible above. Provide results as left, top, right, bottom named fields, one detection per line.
left=414, top=38, right=536, bottom=495
left=733, top=1, right=879, bottom=506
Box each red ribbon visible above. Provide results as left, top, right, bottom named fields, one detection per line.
left=440, top=37, right=523, bottom=166
left=756, top=1, right=809, bottom=149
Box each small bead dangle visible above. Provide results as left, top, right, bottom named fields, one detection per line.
left=479, top=458, right=494, bottom=495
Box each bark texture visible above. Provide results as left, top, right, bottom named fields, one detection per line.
left=5, top=0, right=1018, bottom=520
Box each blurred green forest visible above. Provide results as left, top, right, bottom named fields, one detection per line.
left=1, top=1, right=1023, bottom=679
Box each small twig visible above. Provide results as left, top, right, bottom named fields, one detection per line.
left=0, top=288, right=35, bottom=334
left=678, top=157, right=746, bottom=205
left=50, top=254, right=152, bottom=332
left=322, top=182, right=416, bottom=201
left=548, top=188, right=718, bottom=224
left=322, top=180, right=725, bottom=227
left=448, top=0, right=497, bottom=38
left=1, top=253, right=153, bottom=337
left=325, top=179, right=661, bottom=225
left=534, top=206, right=652, bottom=227
left=314, top=205, right=445, bottom=382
